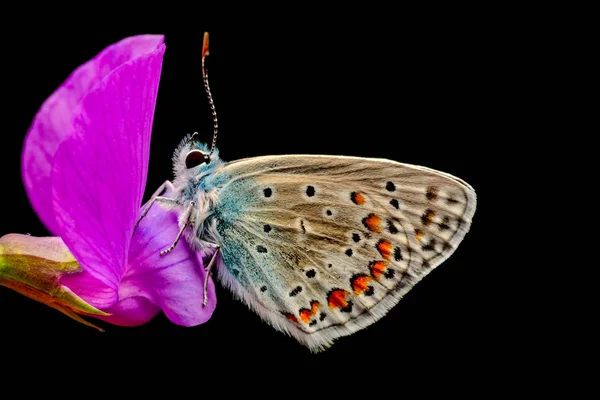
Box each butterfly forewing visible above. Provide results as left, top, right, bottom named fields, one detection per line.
left=208, top=155, right=476, bottom=351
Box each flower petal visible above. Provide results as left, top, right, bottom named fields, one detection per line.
left=96, top=296, right=160, bottom=327
left=59, top=268, right=118, bottom=309
left=22, top=35, right=166, bottom=235
left=120, top=198, right=217, bottom=327
left=50, top=37, right=166, bottom=295
left=0, top=234, right=108, bottom=331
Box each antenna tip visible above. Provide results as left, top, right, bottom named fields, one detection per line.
left=202, top=32, right=210, bottom=58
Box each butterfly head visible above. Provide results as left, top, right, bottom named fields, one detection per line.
left=172, top=133, right=224, bottom=186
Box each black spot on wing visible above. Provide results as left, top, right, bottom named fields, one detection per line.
left=384, top=269, right=396, bottom=279
left=341, top=302, right=353, bottom=313
left=289, top=286, right=302, bottom=297
left=394, top=247, right=403, bottom=261
left=256, top=245, right=267, bottom=253
left=263, top=188, right=272, bottom=197
left=426, top=186, right=438, bottom=201
left=438, top=216, right=450, bottom=231
left=421, top=239, right=436, bottom=252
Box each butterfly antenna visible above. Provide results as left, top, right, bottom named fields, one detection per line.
left=202, top=32, right=219, bottom=158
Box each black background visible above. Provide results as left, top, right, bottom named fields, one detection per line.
left=1, top=15, right=512, bottom=371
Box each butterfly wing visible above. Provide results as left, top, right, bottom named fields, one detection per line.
left=207, top=155, right=476, bottom=351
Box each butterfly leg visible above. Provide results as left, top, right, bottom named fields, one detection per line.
left=133, top=180, right=178, bottom=234
left=160, top=201, right=195, bottom=256
left=203, top=245, right=220, bottom=307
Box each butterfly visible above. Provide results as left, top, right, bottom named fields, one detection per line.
left=134, top=33, right=477, bottom=352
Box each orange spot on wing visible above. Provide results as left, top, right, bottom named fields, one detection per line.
left=369, top=261, right=388, bottom=280
left=376, top=239, right=393, bottom=260
left=422, top=209, right=435, bottom=226
left=363, top=213, right=382, bottom=233
left=351, top=192, right=366, bottom=205
left=311, top=300, right=320, bottom=314
left=282, top=312, right=298, bottom=323
left=299, top=301, right=321, bottom=324
left=328, top=289, right=349, bottom=309
left=299, top=309, right=312, bottom=323
left=415, top=229, right=424, bottom=241
left=351, top=274, right=372, bottom=295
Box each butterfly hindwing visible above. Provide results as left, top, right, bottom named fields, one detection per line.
left=207, top=155, right=476, bottom=351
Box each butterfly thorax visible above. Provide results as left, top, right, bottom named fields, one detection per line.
left=171, top=137, right=226, bottom=249
left=184, top=178, right=222, bottom=248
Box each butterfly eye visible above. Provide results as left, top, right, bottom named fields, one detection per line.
left=185, top=150, right=210, bottom=168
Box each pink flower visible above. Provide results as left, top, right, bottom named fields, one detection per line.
left=6, top=34, right=216, bottom=327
